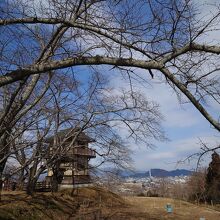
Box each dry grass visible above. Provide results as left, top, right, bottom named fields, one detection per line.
left=125, top=196, right=220, bottom=220
left=0, top=187, right=130, bottom=220
left=0, top=188, right=220, bottom=219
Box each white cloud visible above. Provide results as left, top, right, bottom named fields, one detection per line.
left=168, top=135, right=220, bottom=157
left=109, top=69, right=202, bottom=129
left=149, top=151, right=176, bottom=160
left=9, top=0, right=219, bottom=172
left=132, top=132, right=220, bottom=171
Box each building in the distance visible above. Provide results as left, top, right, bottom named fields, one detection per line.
left=45, top=128, right=96, bottom=189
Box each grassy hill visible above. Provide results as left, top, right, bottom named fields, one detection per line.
left=126, top=197, right=220, bottom=220
left=0, top=187, right=220, bottom=220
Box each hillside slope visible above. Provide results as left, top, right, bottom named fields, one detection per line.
left=0, top=187, right=128, bottom=220
left=126, top=197, right=220, bottom=220
left=0, top=187, right=220, bottom=220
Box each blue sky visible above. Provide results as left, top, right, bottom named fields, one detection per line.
left=107, top=69, right=220, bottom=171
left=110, top=0, right=220, bottom=172
left=4, top=0, right=219, bottom=172
left=131, top=86, right=220, bottom=171
left=28, top=0, right=220, bottom=171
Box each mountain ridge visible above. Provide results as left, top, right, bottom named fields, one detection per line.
left=122, top=168, right=193, bottom=178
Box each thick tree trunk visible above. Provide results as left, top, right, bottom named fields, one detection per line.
left=26, top=160, right=39, bottom=195
left=51, top=169, right=63, bottom=192
left=0, top=158, right=7, bottom=201
left=52, top=175, right=59, bottom=192
left=51, top=162, right=63, bottom=192
left=0, top=132, right=10, bottom=200
left=26, top=178, right=37, bottom=196
left=17, top=168, right=26, bottom=191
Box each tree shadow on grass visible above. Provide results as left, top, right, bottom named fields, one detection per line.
left=0, top=192, right=81, bottom=220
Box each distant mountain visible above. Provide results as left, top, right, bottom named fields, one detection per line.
left=125, top=169, right=193, bottom=178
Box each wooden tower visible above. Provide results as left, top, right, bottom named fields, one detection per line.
left=45, top=128, right=96, bottom=188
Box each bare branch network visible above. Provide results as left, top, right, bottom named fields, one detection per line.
left=0, top=0, right=220, bottom=194
left=0, top=1, right=219, bottom=130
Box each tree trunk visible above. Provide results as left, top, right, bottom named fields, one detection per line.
left=26, top=162, right=38, bottom=195
left=0, top=158, right=7, bottom=201
left=26, top=178, right=37, bottom=196
left=52, top=175, right=59, bottom=192
left=51, top=169, right=63, bottom=192
left=17, top=168, right=25, bottom=191
left=51, top=162, right=63, bottom=192
left=0, top=133, right=9, bottom=201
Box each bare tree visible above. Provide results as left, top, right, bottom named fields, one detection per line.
left=1, top=0, right=220, bottom=194
left=186, top=168, right=207, bottom=203
left=0, top=0, right=219, bottom=129
left=4, top=69, right=164, bottom=195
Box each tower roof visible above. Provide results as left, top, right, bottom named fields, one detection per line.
left=45, top=127, right=95, bottom=143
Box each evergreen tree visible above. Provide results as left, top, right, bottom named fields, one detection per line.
left=206, top=152, right=220, bottom=203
